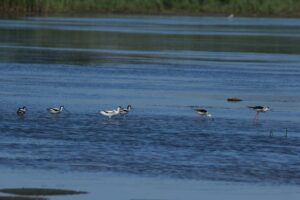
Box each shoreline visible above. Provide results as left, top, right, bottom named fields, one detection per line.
left=2, top=12, right=300, bottom=21
left=1, top=11, right=300, bottom=19
left=1, top=168, right=300, bottom=200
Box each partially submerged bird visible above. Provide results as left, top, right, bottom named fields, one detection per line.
left=194, top=108, right=212, bottom=118
left=119, top=105, right=132, bottom=115
left=100, top=106, right=121, bottom=118
left=47, top=106, right=64, bottom=114
left=248, top=106, right=270, bottom=121
left=17, top=106, right=27, bottom=116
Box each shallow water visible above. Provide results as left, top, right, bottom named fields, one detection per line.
left=0, top=15, right=300, bottom=185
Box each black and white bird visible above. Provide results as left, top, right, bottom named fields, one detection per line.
left=248, top=106, right=270, bottom=120
left=17, top=106, right=27, bottom=116
left=100, top=106, right=121, bottom=118
left=194, top=108, right=212, bottom=118
left=119, top=105, right=132, bottom=115
left=47, top=105, right=64, bottom=114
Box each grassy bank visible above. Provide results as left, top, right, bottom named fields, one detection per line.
left=1, top=0, right=300, bottom=16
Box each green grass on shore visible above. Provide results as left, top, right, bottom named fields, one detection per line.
left=1, top=0, right=300, bottom=16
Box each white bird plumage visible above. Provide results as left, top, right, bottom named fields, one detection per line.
left=47, top=106, right=64, bottom=114
left=228, top=13, right=234, bottom=19
left=100, top=106, right=121, bottom=118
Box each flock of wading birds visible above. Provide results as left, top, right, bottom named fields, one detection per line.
left=15, top=98, right=270, bottom=121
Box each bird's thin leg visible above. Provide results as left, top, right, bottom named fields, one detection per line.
left=256, top=112, right=260, bottom=121
left=253, top=112, right=259, bottom=122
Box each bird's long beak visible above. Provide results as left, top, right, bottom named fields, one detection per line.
left=64, top=108, right=70, bottom=113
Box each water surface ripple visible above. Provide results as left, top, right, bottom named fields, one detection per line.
left=0, top=16, right=300, bottom=185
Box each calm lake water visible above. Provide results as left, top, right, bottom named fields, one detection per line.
left=0, top=16, right=300, bottom=185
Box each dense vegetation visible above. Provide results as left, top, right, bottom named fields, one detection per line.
left=1, top=0, right=300, bottom=16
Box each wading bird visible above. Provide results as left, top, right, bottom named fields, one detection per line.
left=17, top=106, right=27, bottom=116
left=194, top=108, right=212, bottom=118
left=100, top=106, right=121, bottom=118
left=120, top=105, right=132, bottom=115
left=47, top=105, right=64, bottom=114
left=248, top=106, right=270, bottom=121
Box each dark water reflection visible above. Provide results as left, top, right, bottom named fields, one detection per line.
left=0, top=16, right=300, bottom=185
